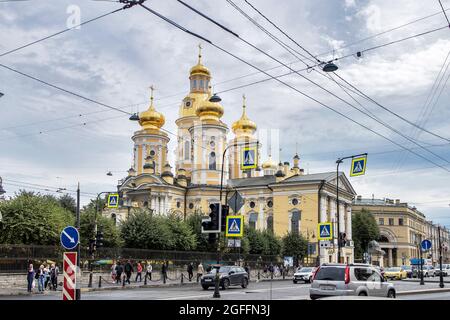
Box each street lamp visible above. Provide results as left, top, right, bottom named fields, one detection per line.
left=322, top=62, right=338, bottom=72
left=129, top=113, right=140, bottom=121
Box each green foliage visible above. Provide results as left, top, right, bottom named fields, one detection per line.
left=58, top=194, right=77, bottom=214
left=352, top=209, right=380, bottom=259
left=244, top=226, right=282, bottom=256
left=186, top=211, right=216, bottom=252
left=165, top=213, right=197, bottom=251
left=0, top=190, right=74, bottom=245
left=281, top=232, right=308, bottom=264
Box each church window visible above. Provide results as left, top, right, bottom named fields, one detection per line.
left=249, top=212, right=258, bottom=229
left=267, top=215, right=274, bottom=233
left=292, top=198, right=299, bottom=205
left=209, top=152, right=216, bottom=170
left=249, top=201, right=256, bottom=209
left=149, top=150, right=156, bottom=157
left=176, top=201, right=181, bottom=208
left=193, top=79, right=197, bottom=90
left=210, top=140, right=215, bottom=148
left=200, top=79, right=204, bottom=90
left=267, top=200, right=273, bottom=208
left=184, top=141, right=190, bottom=160
left=291, top=211, right=300, bottom=234
left=189, top=203, right=194, bottom=209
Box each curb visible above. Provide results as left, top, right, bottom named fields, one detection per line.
left=397, top=287, right=450, bottom=296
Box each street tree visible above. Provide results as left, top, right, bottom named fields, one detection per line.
left=0, top=190, right=74, bottom=245
left=281, top=232, right=308, bottom=266
left=352, top=208, right=380, bottom=260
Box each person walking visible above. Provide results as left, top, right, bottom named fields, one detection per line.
left=111, top=261, right=117, bottom=282
left=37, top=265, right=45, bottom=293
left=161, top=261, right=167, bottom=283
left=43, top=265, right=50, bottom=290
left=50, top=264, right=59, bottom=290
left=124, top=260, right=133, bottom=284
left=27, top=262, right=35, bottom=293
left=115, top=261, right=123, bottom=284
left=135, top=262, right=143, bottom=282
left=244, top=263, right=250, bottom=280
left=196, top=262, right=204, bottom=283
left=146, top=262, right=153, bottom=281
left=187, top=262, right=194, bottom=282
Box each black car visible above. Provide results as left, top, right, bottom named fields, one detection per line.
left=200, top=266, right=249, bottom=290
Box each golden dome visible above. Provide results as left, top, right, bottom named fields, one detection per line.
left=139, top=86, right=165, bottom=131
left=232, top=95, right=257, bottom=135
left=262, top=155, right=277, bottom=170
left=196, top=93, right=224, bottom=121
left=190, top=44, right=211, bottom=78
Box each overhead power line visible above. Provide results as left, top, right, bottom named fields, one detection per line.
left=180, top=0, right=450, bottom=167
left=438, top=0, right=450, bottom=26
left=138, top=2, right=450, bottom=173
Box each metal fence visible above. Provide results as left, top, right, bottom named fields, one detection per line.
left=0, top=245, right=291, bottom=273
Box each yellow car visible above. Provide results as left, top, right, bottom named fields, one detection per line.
left=384, top=267, right=407, bottom=280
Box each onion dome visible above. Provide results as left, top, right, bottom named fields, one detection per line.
left=196, top=93, right=224, bottom=121
left=139, top=86, right=165, bottom=131
left=190, top=44, right=211, bottom=78
left=161, top=163, right=173, bottom=177
left=261, top=155, right=277, bottom=170
left=275, top=170, right=285, bottom=177
left=232, top=95, right=257, bottom=136
left=127, top=167, right=136, bottom=176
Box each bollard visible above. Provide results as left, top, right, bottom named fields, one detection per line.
left=88, top=272, right=93, bottom=288
left=258, top=271, right=260, bottom=280
left=163, top=273, right=166, bottom=284
left=283, top=270, right=285, bottom=280
left=181, top=273, right=184, bottom=284
left=271, top=271, right=273, bottom=280
left=98, top=276, right=102, bottom=288
left=122, top=275, right=125, bottom=287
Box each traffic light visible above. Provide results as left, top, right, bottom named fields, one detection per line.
left=88, top=239, right=96, bottom=256
left=201, top=203, right=221, bottom=233
left=220, top=205, right=229, bottom=232
left=96, top=230, right=104, bottom=248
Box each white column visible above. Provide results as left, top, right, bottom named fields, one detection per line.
left=339, top=202, right=345, bottom=236
left=164, top=195, right=169, bottom=214
left=346, top=206, right=352, bottom=240
left=320, top=196, right=327, bottom=223
left=258, top=199, right=264, bottom=230
left=151, top=196, right=156, bottom=212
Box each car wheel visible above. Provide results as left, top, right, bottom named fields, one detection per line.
left=241, top=278, right=248, bottom=289
left=293, top=280, right=297, bottom=284
left=387, top=289, right=396, bottom=298
left=358, top=291, right=367, bottom=296
left=222, top=279, right=230, bottom=290
left=202, top=285, right=209, bottom=290
left=308, top=276, right=312, bottom=283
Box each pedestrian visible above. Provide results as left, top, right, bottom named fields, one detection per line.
left=38, top=265, right=45, bottom=293
left=115, top=261, right=123, bottom=284
left=43, top=264, right=50, bottom=290
left=268, top=263, right=274, bottom=274
left=27, top=262, right=35, bottom=293
left=244, top=263, right=250, bottom=280
left=124, top=260, right=133, bottom=284
left=187, top=262, right=194, bottom=281
left=50, top=263, right=59, bottom=290
left=197, top=262, right=204, bottom=282
left=111, top=261, right=117, bottom=282
left=161, top=261, right=167, bottom=283
left=135, top=262, right=143, bottom=282
left=263, top=265, right=268, bottom=273
left=145, top=262, right=153, bottom=281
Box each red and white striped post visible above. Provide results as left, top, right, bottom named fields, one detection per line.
left=63, top=252, right=77, bottom=301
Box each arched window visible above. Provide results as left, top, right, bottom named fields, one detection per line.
left=267, top=215, right=274, bottom=233
left=249, top=212, right=258, bottom=229
left=184, top=140, right=190, bottom=160
left=209, top=152, right=216, bottom=170
left=291, top=211, right=300, bottom=234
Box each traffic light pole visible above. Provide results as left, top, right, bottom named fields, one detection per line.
left=336, top=153, right=367, bottom=264
left=439, top=226, right=444, bottom=288
left=76, top=183, right=81, bottom=300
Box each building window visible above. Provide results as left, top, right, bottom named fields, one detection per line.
left=249, top=212, right=258, bottom=229
left=267, top=215, right=273, bottom=233
left=193, top=79, right=197, bottom=89
left=189, top=203, right=194, bottom=209
left=176, top=201, right=181, bottom=208
left=292, top=198, right=299, bottom=205
left=379, top=218, right=384, bottom=225
left=209, top=152, right=216, bottom=170
left=267, top=200, right=273, bottom=208
left=200, top=79, right=204, bottom=90
left=249, top=201, right=256, bottom=209
left=389, top=218, right=394, bottom=226
left=399, top=218, right=404, bottom=226
left=291, top=211, right=300, bottom=235
left=184, top=141, right=190, bottom=160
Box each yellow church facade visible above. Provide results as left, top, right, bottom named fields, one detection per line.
left=111, top=50, right=357, bottom=264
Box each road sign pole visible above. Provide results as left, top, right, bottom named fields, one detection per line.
left=76, top=183, right=81, bottom=300
left=439, top=226, right=444, bottom=288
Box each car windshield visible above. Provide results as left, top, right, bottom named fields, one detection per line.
left=299, top=267, right=313, bottom=272
left=401, top=266, right=411, bottom=270
left=209, top=266, right=232, bottom=274
left=387, top=267, right=401, bottom=272
left=314, top=267, right=345, bottom=281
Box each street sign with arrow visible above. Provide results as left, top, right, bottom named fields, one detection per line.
left=60, top=226, right=79, bottom=250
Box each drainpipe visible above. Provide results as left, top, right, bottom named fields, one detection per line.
left=183, top=187, right=188, bottom=221
left=317, top=180, right=326, bottom=266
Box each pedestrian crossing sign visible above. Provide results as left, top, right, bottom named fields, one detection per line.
left=226, top=215, right=244, bottom=237
left=318, top=222, right=332, bottom=240
left=241, top=147, right=257, bottom=170
left=107, top=193, right=119, bottom=208
left=350, top=155, right=367, bottom=177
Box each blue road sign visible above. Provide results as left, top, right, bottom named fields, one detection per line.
left=318, top=223, right=332, bottom=240
left=241, top=147, right=257, bottom=170
left=60, top=226, right=79, bottom=250
left=226, top=216, right=243, bottom=237
left=421, top=239, right=432, bottom=251
left=350, top=156, right=367, bottom=177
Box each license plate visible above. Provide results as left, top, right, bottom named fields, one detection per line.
left=204, top=279, right=212, bottom=282
left=321, top=285, right=335, bottom=291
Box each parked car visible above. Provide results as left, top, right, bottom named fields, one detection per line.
left=293, top=267, right=316, bottom=284
left=200, top=265, right=249, bottom=290
left=401, top=265, right=413, bottom=278
left=412, top=265, right=435, bottom=277
left=384, top=267, right=407, bottom=280
left=309, top=263, right=396, bottom=300
left=435, top=264, right=450, bottom=277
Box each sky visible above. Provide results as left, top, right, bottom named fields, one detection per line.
left=0, top=0, right=449, bottom=227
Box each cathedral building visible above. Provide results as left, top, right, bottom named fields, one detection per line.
left=111, top=49, right=356, bottom=264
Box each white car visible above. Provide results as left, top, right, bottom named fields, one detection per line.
left=293, top=267, right=316, bottom=284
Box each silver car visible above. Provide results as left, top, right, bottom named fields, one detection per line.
left=293, top=267, right=316, bottom=284
left=309, top=263, right=396, bottom=300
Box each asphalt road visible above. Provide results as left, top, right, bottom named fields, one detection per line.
left=1, top=279, right=450, bottom=300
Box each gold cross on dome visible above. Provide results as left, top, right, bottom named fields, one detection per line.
left=242, top=94, right=246, bottom=107
left=149, top=85, right=155, bottom=104
left=198, top=43, right=202, bottom=63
